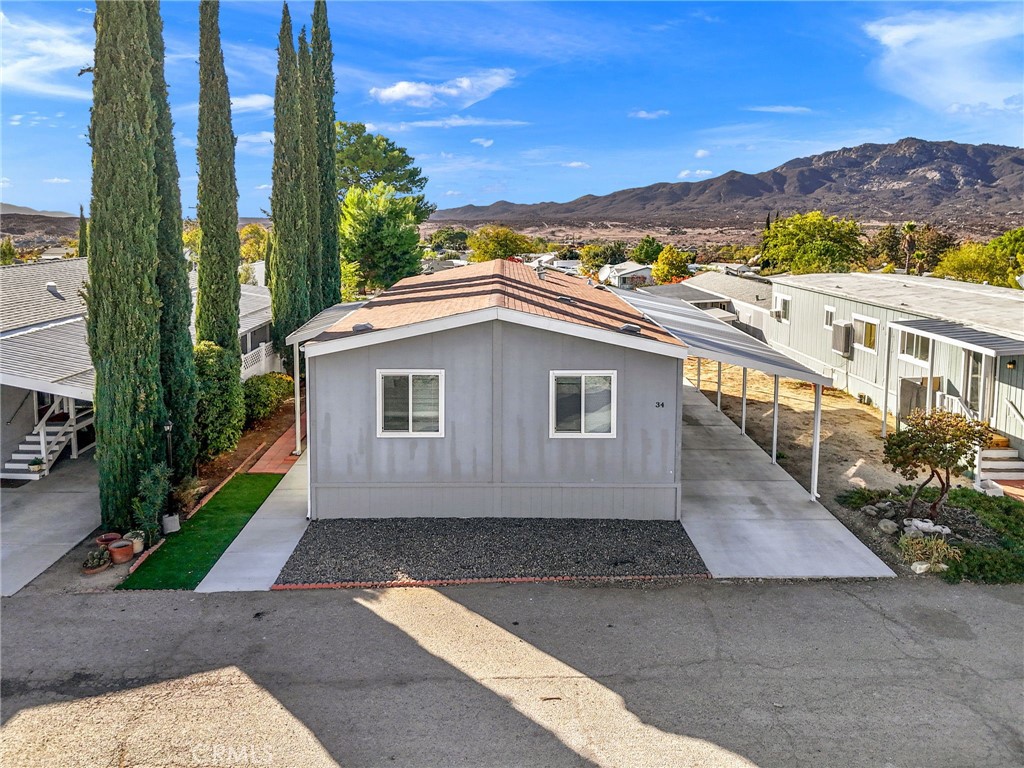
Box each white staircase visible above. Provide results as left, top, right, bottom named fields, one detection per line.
left=1, top=398, right=94, bottom=481
left=980, top=445, right=1024, bottom=482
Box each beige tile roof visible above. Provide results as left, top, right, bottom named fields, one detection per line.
left=314, top=259, right=683, bottom=348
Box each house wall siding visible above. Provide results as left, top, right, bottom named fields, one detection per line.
left=308, top=320, right=682, bottom=519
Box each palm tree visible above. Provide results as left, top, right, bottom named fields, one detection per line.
left=901, top=221, right=917, bottom=273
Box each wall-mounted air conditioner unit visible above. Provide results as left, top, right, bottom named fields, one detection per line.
left=832, top=320, right=853, bottom=356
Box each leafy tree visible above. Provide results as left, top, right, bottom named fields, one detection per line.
left=759, top=211, right=863, bottom=275
left=579, top=240, right=628, bottom=273
left=867, top=223, right=900, bottom=268
left=791, top=239, right=852, bottom=275
left=297, top=29, right=323, bottom=314
left=340, top=259, right=362, bottom=302
left=193, top=341, right=245, bottom=462
left=239, top=223, right=268, bottom=263
left=335, top=121, right=434, bottom=223
left=339, top=183, right=421, bottom=290
left=430, top=226, right=470, bottom=251
left=86, top=0, right=164, bottom=531
left=883, top=409, right=992, bottom=518
left=148, top=0, right=198, bottom=481
left=269, top=1, right=310, bottom=366
left=0, top=237, right=16, bottom=265
left=914, top=224, right=958, bottom=272
left=987, top=227, right=1024, bottom=287
left=466, top=225, right=539, bottom=262
left=651, top=244, right=694, bottom=284
left=312, top=0, right=340, bottom=309
left=78, top=205, right=89, bottom=260
left=932, top=242, right=1016, bottom=287
left=182, top=218, right=202, bottom=264
left=264, top=227, right=274, bottom=289
left=630, top=235, right=664, bottom=265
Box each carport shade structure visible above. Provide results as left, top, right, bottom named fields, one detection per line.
left=614, top=288, right=833, bottom=501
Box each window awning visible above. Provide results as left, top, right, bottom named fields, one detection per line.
left=888, top=318, right=1024, bottom=357
left=611, top=289, right=833, bottom=386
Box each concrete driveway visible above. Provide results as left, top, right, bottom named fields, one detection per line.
left=680, top=383, right=894, bottom=578
left=1, top=457, right=100, bottom=596
left=1, top=581, right=1021, bottom=767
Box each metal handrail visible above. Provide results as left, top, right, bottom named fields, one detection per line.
left=1008, top=398, right=1024, bottom=428
left=5, top=390, right=32, bottom=425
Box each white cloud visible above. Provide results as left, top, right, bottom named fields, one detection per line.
left=370, top=68, right=515, bottom=109
left=76, top=7, right=94, bottom=14
left=8, top=114, right=23, bottom=126
left=43, top=177, right=71, bottom=184
left=230, top=93, right=274, bottom=114
left=255, top=184, right=272, bottom=190
left=677, top=169, right=713, bottom=179
left=470, top=138, right=494, bottom=148
left=444, top=190, right=462, bottom=197
left=629, top=109, right=669, bottom=119
left=561, top=161, right=590, bottom=169
left=236, top=131, right=274, bottom=155
left=694, top=148, right=710, bottom=158
left=372, top=115, right=528, bottom=132
left=0, top=11, right=94, bottom=100
left=0, top=177, right=11, bottom=189
left=744, top=106, right=812, bottom=114
left=864, top=9, right=1023, bottom=114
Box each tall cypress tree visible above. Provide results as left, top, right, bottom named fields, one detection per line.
left=298, top=29, right=322, bottom=315
left=312, top=0, right=340, bottom=308
left=147, top=0, right=198, bottom=482
left=86, top=0, right=163, bottom=530
left=196, top=0, right=242, bottom=355
left=78, top=205, right=88, bottom=259
left=270, top=1, right=309, bottom=365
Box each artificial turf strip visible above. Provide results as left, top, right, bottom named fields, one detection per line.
left=118, top=473, right=284, bottom=590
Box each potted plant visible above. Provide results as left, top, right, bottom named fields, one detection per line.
left=123, top=530, right=146, bottom=554
left=82, top=548, right=111, bottom=575
left=95, top=532, right=121, bottom=548
left=107, top=539, right=134, bottom=565
left=28, top=457, right=44, bottom=473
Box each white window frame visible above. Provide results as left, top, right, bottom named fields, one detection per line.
left=549, top=370, right=617, bottom=439
left=852, top=313, right=880, bottom=355
left=898, top=330, right=931, bottom=367
left=773, top=293, right=791, bottom=324
left=823, top=305, right=835, bottom=331
left=376, top=369, right=445, bottom=438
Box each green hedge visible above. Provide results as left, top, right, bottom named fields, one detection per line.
left=194, top=341, right=245, bottom=462
left=943, top=545, right=1024, bottom=584
left=242, top=372, right=294, bottom=426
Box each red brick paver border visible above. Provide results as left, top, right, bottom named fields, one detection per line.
left=249, top=413, right=306, bottom=474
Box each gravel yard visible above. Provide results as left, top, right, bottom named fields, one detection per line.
left=276, top=518, right=708, bottom=586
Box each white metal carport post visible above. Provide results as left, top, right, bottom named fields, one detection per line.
left=810, top=383, right=822, bottom=500
left=771, top=375, right=779, bottom=464
left=925, top=337, right=935, bottom=414
left=881, top=325, right=893, bottom=437
left=740, top=368, right=748, bottom=434
left=292, top=341, right=302, bottom=455
left=696, top=357, right=701, bottom=391
left=716, top=361, right=722, bottom=411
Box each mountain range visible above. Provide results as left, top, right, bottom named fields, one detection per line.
left=432, top=138, right=1024, bottom=236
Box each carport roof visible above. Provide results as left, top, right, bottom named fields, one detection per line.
left=612, top=288, right=833, bottom=386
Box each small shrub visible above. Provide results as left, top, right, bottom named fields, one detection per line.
left=836, top=488, right=894, bottom=509
left=170, top=476, right=206, bottom=516
left=242, top=372, right=294, bottom=427
left=942, top=545, right=1024, bottom=584
left=194, top=341, right=245, bottom=462
left=131, top=462, right=171, bottom=547
left=898, top=534, right=963, bottom=569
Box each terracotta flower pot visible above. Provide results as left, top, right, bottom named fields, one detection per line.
left=82, top=561, right=110, bottom=576
left=95, top=532, right=121, bottom=548
left=108, top=540, right=134, bottom=565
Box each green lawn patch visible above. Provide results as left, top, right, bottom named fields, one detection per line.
left=118, top=473, right=284, bottom=590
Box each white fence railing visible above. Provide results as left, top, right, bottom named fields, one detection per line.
left=241, top=343, right=282, bottom=381
left=934, top=391, right=977, bottom=421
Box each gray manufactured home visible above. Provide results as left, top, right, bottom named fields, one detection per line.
left=766, top=273, right=1024, bottom=484
left=299, top=260, right=689, bottom=520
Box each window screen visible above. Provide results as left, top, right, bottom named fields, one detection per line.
left=380, top=372, right=442, bottom=435
left=552, top=373, right=615, bottom=436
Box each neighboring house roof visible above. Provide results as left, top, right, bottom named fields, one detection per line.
left=306, top=259, right=685, bottom=359
left=640, top=282, right=723, bottom=304
left=0, top=259, right=90, bottom=334
left=662, top=271, right=774, bottom=309
left=286, top=301, right=367, bottom=346
left=771, top=273, right=1024, bottom=341
left=235, top=285, right=274, bottom=336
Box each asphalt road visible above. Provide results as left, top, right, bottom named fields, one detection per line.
left=1, top=580, right=1022, bottom=768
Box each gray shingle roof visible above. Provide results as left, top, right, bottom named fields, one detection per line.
left=645, top=271, right=773, bottom=309
left=0, top=259, right=89, bottom=333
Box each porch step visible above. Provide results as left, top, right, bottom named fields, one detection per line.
left=0, top=471, right=42, bottom=481
left=982, top=448, right=1019, bottom=459
left=989, top=435, right=1011, bottom=449
left=980, top=458, right=1024, bottom=470
left=983, top=471, right=1024, bottom=480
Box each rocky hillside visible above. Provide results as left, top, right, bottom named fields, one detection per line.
left=433, top=138, right=1024, bottom=237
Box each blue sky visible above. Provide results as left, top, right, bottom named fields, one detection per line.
left=2, top=1, right=1022, bottom=217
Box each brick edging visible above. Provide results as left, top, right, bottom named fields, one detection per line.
left=271, top=572, right=711, bottom=590
left=187, top=441, right=267, bottom=519
left=127, top=537, right=166, bottom=574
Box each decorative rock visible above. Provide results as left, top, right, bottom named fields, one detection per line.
left=911, top=561, right=931, bottom=574
left=880, top=508, right=897, bottom=519
left=861, top=505, right=879, bottom=517
left=906, top=529, right=925, bottom=539
left=878, top=519, right=899, bottom=534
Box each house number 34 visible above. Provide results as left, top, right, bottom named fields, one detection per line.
left=654, top=401, right=665, bottom=408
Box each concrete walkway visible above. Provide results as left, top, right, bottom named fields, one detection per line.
left=195, top=454, right=309, bottom=592
left=1, top=457, right=100, bottom=596
left=679, top=381, right=894, bottom=578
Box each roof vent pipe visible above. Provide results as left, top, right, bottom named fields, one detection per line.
left=45, top=281, right=65, bottom=300
left=352, top=322, right=374, bottom=333
left=618, top=323, right=642, bottom=335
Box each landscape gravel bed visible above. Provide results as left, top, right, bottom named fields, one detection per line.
left=276, top=518, right=709, bottom=586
